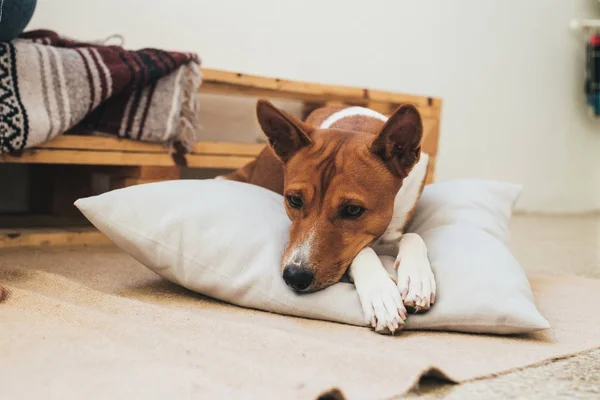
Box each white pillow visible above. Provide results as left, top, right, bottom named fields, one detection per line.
left=407, top=179, right=521, bottom=244
left=75, top=179, right=550, bottom=334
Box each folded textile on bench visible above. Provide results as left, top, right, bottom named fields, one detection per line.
left=0, top=29, right=202, bottom=154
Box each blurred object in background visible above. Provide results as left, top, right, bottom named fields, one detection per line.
left=0, top=0, right=37, bottom=41
left=585, top=32, right=600, bottom=116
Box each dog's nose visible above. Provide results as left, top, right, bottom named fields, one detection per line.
left=283, top=265, right=314, bottom=291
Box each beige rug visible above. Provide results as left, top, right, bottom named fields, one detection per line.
left=1, top=246, right=600, bottom=400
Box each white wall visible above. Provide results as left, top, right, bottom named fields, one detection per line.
left=28, top=0, right=600, bottom=213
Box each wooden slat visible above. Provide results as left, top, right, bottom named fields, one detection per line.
left=36, top=135, right=173, bottom=153
left=202, top=69, right=363, bottom=99
left=0, top=228, right=111, bottom=248
left=366, top=101, right=392, bottom=115
left=368, top=89, right=442, bottom=107
left=1, top=149, right=255, bottom=169
left=192, top=141, right=265, bottom=157
left=201, top=68, right=442, bottom=108
left=34, top=135, right=265, bottom=156
left=424, top=119, right=440, bottom=156
left=421, top=118, right=439, bottom=157
left=202, top=81, right=439, bottom=118
left=426, top=158, right=436, bottom=185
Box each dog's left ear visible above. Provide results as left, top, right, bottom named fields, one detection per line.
left=256, top=99, right=314, bottom=163
left=370, top=104, right=423, bottom=178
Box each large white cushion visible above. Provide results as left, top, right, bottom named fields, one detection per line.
left=75, top=179, right=549, bottom=334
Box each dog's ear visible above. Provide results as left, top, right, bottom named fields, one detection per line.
left=370, top=104, right=423, bottom=178
left=256, top=99, right=313, bottom=163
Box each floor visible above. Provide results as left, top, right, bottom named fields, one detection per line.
left=404, top=213, right=600, bottom=399
left=1, top=214, right=598, bottom=399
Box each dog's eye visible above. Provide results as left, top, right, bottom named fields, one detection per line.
left=286, top=194, right=303, bottom=209
left=341, top=205, right=365, bottom=219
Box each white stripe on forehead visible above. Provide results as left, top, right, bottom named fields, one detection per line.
left=319, top=106, right=388, bottom=129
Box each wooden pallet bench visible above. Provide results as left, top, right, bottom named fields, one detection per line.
left=0, top=68, right=442, bottom=248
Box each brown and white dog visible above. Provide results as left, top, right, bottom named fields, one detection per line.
left=221, top=100, right=436, bottom=334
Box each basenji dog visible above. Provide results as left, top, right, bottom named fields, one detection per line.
left=221, top=100, right=436, bottom=334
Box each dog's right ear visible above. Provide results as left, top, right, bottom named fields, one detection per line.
left=370, top=104, right=423, bottom=178
left=256, top=99, right=313, bottom=163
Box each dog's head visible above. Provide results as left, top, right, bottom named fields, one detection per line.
left=256, top=100, right=423, bottom=292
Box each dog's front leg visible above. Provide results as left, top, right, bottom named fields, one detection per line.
left=394, top=233, right=436, bottom=312
left=349, top=247, right=407, bottom=334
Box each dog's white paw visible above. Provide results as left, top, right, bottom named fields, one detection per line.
left=350, top=247, right=407, bottom=335
left=397, top=260, right=436, bottom=312
left=395, top=234, right=436, bottom=313
left=358, top=274, right=407, bottom=334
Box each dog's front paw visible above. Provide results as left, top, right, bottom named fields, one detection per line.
left=395, top=256, right=436, bottom=313
left=395, top=233, right=436, bottom=313
left=357, top=274, right=407, bottom=335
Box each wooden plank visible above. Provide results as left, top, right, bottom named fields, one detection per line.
left=192, top=141, right=265, bottom=157
left=202, top=81, right=439, bottom=118
left=34, top=135, right=265, bottom=157
left=0, top=228, right=111, bottom=248
left=369, top=89, right=442, bottom=107
left=425, top=157, right=436, bottom=185
left=36, top=135, right=173, bottom=153
left=367, top=101, right=393, bottom=115
left=1, top=149, right=255, bottom=169
left=421, top=118, right=440, bottom=157
left=202, top=69, right=363, bottom=99
left=201, top=68, right=442, bottom=108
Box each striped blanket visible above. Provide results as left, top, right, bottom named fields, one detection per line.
left=0, top=30, right=202, bottom=154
